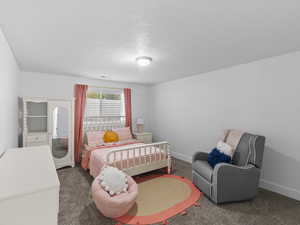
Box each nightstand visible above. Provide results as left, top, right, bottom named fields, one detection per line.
left=134, top=132, right=152, bottom=144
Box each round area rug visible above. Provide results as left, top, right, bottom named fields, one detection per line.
left=115, top=174, right=201, bottom=225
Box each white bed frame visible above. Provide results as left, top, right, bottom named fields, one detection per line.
left=106, top=141, right=171, bottom=176
left=83, top=116, right=171, bottom=176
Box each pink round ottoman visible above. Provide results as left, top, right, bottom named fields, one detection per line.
left=91, top=175, right=138, bottom=218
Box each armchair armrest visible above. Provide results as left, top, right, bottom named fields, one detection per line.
left=214, top=163, right=260, bottom=177
left=212, top=163, right=261, bottom=203
left=192, top=151, right=209, bottom=162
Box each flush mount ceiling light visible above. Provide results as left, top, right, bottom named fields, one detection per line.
left=136, top=56, right=152, bottom=67
left=100, top=74, right=108, bottom=79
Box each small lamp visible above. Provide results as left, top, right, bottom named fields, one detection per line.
left=136, top=118, right=144, bottom=133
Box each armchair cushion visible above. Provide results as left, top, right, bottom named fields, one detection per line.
left=213, top=163, right=260, bottom=180
left=192, top=160, right=213, bottom=182
left=232, top=134, right=251, bottom=166
left=192, top=152, right=209, bottom=162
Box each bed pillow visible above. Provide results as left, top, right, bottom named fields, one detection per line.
left=103, top=130, right=119, bottom=143
left=113, top=127, right=133, bottom=141
left=98, top=166, right=128, bottom=196
left=87, top=131, right=105, bottom=147
left=207, top=141, right=233, bottom=168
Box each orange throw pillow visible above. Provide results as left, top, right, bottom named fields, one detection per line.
left=103, top=130, right=119, bottom=143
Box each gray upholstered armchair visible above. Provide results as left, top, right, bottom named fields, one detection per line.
left=192, top=132, right=265, bottom=204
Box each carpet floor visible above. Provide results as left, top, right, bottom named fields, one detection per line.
left=57, top=159, right=300, bottom=225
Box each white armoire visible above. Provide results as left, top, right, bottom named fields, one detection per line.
left=19, top=97, right=74, bottom=169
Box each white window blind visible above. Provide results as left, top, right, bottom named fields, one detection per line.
left=85, top=98, right=122, bottom=117
left=84, top=87, right=125, bottom=130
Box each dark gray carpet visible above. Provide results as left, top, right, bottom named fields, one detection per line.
left=57, top=159, right=300, bottom=225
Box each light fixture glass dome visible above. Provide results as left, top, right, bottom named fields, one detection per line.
left=136, top=56, right=152, bottom=66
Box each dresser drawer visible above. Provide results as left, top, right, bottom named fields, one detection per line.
left=134, top=132, right=152, bottom=144
left=26, top=141, right=48, bottom=147
left=139, top=135, right=152, bottom=144
left=26, top=134, right=48, bottom=143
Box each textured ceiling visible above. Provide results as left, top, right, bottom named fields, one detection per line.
left=1, top=0, right=300, bottom=84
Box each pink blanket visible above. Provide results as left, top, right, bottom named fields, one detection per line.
left=89, top=143, right=166, bottom=178
left=81, top=139, right=141, bottom=169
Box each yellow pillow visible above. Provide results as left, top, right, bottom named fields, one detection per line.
left=103, top=130, right=119, bottom=143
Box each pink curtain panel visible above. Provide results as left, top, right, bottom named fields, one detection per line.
left=74, top=84, right=88, bottom=163
left=124, top=88, right=132, bottom=132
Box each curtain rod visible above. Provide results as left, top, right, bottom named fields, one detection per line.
left=82, top=84, right=125, bottom=90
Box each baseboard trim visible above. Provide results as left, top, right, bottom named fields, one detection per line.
left=259, top=179, right=300, bottom=201
left=171, top=151, right=192, bottom=163
left=171, top=151, right=300, bottom=201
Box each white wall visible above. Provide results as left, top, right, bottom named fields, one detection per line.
left=0, top=28, right=20, bottom=154
left=150, top=51, right=300, bottom=200
left=20, top=71, right=152, bottom=131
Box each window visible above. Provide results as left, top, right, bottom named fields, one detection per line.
left=84, top=87, right=125, bottom=130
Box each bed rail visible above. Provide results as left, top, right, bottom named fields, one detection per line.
left=106, top=141, right=171, bottom=176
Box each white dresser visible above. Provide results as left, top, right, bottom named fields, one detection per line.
left=134, top=132, right=153, bottom=144
left=0, top=146, right=60, bottom=225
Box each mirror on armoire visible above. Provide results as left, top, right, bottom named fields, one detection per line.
left=52, top=107, right=69, bottom=159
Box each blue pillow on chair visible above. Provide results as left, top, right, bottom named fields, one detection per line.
left=207, top=148, right=232, bottom=168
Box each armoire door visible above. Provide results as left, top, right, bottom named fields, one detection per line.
left=48, top=101, right=74, bottom=169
